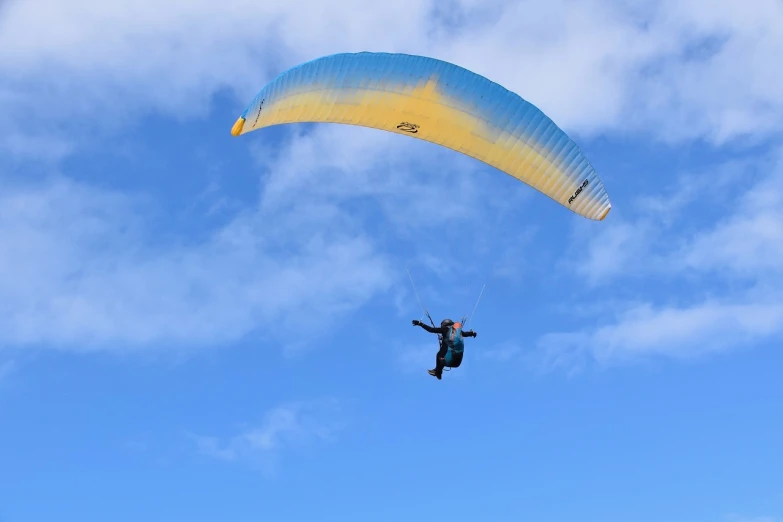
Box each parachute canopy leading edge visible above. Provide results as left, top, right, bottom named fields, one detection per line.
left=231, top=52, right=611, bottom=221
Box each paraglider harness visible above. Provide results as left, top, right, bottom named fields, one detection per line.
left=406, top=268, right=484, bottom=372
left=441, top=320, right=466, bottom=368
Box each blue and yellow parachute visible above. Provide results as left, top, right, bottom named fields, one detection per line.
left=232, top=52, right=611, bottom=220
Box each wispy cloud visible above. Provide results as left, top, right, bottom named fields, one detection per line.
left=192, top=397, right=345, bottom=471
left=2, top=0, right=783, bottom=160
left=570, top=156, right=757, bottom=286
left=0, top=173, right=393, bottom=351
left=541, top=300, right=783, bottom=370
left=674, top=166, right=783, bottom=278
left=536, top=149, right=783, bottom=370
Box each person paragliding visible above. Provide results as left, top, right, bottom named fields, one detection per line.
left=412, top=318, right=477, bottom=380
left=231, top=52, right=615, bottom=381
left=406, top=268, right=484, bottom=381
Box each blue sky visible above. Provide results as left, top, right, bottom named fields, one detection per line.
left=1, top=1, right=782, bottom=521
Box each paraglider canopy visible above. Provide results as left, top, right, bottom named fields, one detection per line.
left=232, top=51, right=611, bottom=221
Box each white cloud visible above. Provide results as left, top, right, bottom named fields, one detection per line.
left=537, top=149, right=783, bottom=369
left=0, top=173, right=393, bottom=350
left=192, top=397, right=344, bottom=470
left=571, top=154, right=780, bottom=286
left=634, top=0, right=783, bottom=144
left=675, top=165, right=783, bottom=278
left=255, top=124, right=498, bottom=235
left=2, top=0, right=783, bottom=158
left=541, top=300, right=783, bottom=369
